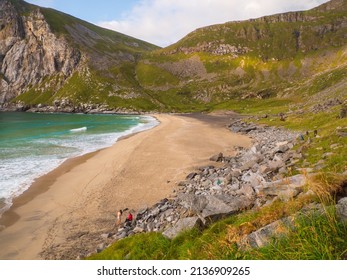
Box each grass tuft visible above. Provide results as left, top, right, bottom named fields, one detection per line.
left=307, top=173, right=346, bottom=204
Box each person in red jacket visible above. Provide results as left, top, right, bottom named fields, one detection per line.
left=126, top=212, right=133, bottom=222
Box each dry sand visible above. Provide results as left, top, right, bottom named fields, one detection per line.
left=0, top=113, right=251, bottom=259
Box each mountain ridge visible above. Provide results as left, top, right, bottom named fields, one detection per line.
left=0, top=0, right=346, bottom=113
left=138, top=0, right=346, bottom=110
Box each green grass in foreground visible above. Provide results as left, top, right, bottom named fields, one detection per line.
left=246, top=208, right=347, bottom=260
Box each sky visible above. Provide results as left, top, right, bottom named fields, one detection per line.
left=25, top=0, right=329, bottom=47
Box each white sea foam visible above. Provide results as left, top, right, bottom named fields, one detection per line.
left=0, top=115, right=159, bottom=216
left=70, top=126, right=87, bottom=133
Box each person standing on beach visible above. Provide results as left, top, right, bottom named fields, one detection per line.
left=116, top=209, right=123, bottom=226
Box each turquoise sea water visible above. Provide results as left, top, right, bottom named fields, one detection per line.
left=0, top=112, right=158, bottom=214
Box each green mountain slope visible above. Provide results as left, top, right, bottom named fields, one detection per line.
left=137, top=0, right=347, bottom=111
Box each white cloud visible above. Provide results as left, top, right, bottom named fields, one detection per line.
left=97, top=0, right=328, bottom=47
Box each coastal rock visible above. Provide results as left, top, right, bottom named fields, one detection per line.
left=178, top=194, right=208, bottom=214
left=210, top=153, right=224, bottom=162
left=255, top=175, right=306, bottom=196
left=336, top=197, right=347, bottom=223
left=201, top=195, right=238, bottom=223
left=186, top=172, right=197, bottom=180
left=240, top=160, right=258, bottom=172
left=113, top=231, right=127, bottom=240
left=236, top=184, right=255, bottom=199
left=240, top=125, right=257, bottom=133
left=96, top=243, right=106, bottom=253
left=162, top=217, right=203, bottom=239
left=100, top=233, right=111, bottom=239
left=274, top=142, right=290, bottom=153
left=238, top=217, right=294, bottom=249
left=268, top=158, right=285, bottom=171
left=241, top=171, right=266, bottom=188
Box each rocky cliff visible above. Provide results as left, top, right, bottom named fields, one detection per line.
left=0, top=0, right=80, bottom=104
left=0, top=0, right=159, bottom=111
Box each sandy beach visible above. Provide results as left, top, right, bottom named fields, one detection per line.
left=0, top=113, right=251, bottom=259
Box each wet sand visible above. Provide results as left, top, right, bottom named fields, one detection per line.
left=0, top=113, right=251, bottom=259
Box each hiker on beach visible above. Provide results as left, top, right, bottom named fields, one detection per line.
left=116, top=209, right=122, bottom=226
left=123, top=212, right=133, bottom=227
left=125, top=212, right=133, bottom=223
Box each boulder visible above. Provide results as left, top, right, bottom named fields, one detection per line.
left=178, top=194, right=208, bottom=214
left=162, top=217, right=203, bottom=239
left=268, top=158, right=285, bottom=171
left=274, top=142, right=290, bottom=153
left=339, top=103, right=347, bottom=118
left=133, top=226, right=145, bottom=233
left=254, top=174, right=306, bottom=199
left=336, top=197, right=347, bottom=223
left=178, top=194, right=253, bottom=224
left=241, top=171, right=266, bottom=188
left=100, top=233, right=111, bottom=239
left=240, top=160, right=258, bottom=172
left=258, top=164, right=272, bottom=174
left=240, top=126, right=257, bottom=133
left=236, top=184, right=255, bottom=199
left=228, top=183, right=241, bottom=191
left=206, top=195, right=254, bottom=223
left=336, top=128, right=347, bottom=137
left=96, top=243, right=106, bottom=253
left=277, top=189, right=302, bottom=202
left=238, top=217, right=294, bottom=249
left=113, top=231, right=127, bottom=240
left=201, top=196, right=236, bottom=222
left=186, top=172, right=197, bottom=180
left=178, top=181, right=189, bottom=186
left=210, top=153, right=224, bottom=162
left=230, top=169, right=242, bottom=178
left=230, top=126, right=242, bottom=133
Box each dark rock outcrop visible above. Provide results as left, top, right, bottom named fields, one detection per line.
left=0, top=0, right=81, bottom=103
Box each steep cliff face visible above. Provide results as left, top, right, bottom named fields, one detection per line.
left=0, top=0, right=159, bottom=111
left=0, top=0, right=80, bottom=104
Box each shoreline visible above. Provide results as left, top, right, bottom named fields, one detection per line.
left=0, top=113, right=159, bottom=220
left=0, top=114, right=160, bottom=228
left=0, top=150, right=100, bottom=228
left=0, top=113, right=251, bottom=259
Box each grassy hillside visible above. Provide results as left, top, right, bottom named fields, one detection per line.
left=133, top=0, right=347, bottom=110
